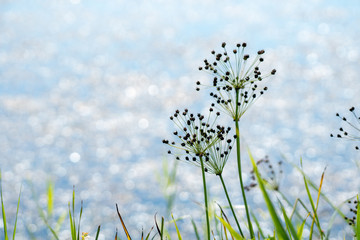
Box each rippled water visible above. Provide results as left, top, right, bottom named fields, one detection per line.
left=1, top=0, right=360, bottom=239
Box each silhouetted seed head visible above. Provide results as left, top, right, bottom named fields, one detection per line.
left=199, top=42, right=276, bottom=120
left=222, top=42, right=226, bottom=48
left=245, top=155, right=282, bottom=192
left=344, top=198, right=360, bottom=227
left=164, top=108, right=234, bottom=175
left=331, top=107, right=360, bottom=151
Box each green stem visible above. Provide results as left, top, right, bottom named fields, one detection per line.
left=218, top=174, right=244, bottom=237
left=199, top=156, right=210, bottom=240
left=235, top=89, right=254, bottom=238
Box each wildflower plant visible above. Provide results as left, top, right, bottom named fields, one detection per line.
left=163, top=108, right=235, bottom=239
left=331, top=106, right=360, bottom=151
left=198, top=42, right=276, bottom=238
left=164, top=42, right=276, bottom=239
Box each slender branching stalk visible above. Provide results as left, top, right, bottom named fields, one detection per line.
left=199, top=156, right=211, bottom=240
left=234, top=88, right=254, bottom=238
left=218, top=173, right=244, bottom=237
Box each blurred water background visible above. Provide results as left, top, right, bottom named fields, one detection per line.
left=1, top=0, right=360, bottom=239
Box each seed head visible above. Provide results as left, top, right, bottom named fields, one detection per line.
left=198, top=42, right=276, bottom=121
left=331, top=106, right=360, bottom=151
left=163, top=108, right=233, bottom=175
left=245, top=156, right=282, bottom=192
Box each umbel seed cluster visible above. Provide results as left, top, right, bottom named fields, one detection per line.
left=163, top=42, right=276, bottom=174
left=197, top=42, right=276, bottom=121
left=162, top=108, right=234, bottom=175
left=330, top=106, right=360, bottom=150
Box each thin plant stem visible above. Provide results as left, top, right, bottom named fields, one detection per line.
left=199, top=156, right=210, bottom=240
left=235, top=88, right=254, bottom=238
left=218, top=173, right=244, bottom=237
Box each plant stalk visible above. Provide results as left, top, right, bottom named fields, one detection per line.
left=199, top=156, right=211, bottom=240
left=218, top=174, right=244, bottom=237
left=235, top=89, right=254, bottom=238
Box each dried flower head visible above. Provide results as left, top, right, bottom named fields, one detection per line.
left=330, top=106, right=360, bottom=150
left=197, top=42, right=276, bottom=120
left=344, top=198, right=358, bottom=226
left=245, top=155, right=283, bottom=192
left=163, top=108, right=234, bottom=175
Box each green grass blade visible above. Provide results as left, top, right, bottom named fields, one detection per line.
left=356, top=195, right=360, bottom=240
left=69, top=200, right=77, bottom=240
left=47, top=180, right=54, bottom=218
left=171, top=213, right=182, bottom=240
left=12, top=185, right=21, bottom=240
left=145, top=226, right=154, bottom=240
left=286, top=158, right=346, bottom=220
left=77, top=201, right=83, bottom=240
left=281, top=206, right=299, bottom=240
left=217, top=204, right=233, bottom=240
left=297, top=213, right=310, bottom=239
left=302, top=174, right=315, bottom=240
left=160, top=217, right=164, bottom=240
left=37, top=203, right=60, bottom=240
left=54, top=211, right=67, bottom=235
left=248, top=150, right=290, bottom=240
left=0, top=170, right=8, bottom=240
left=154, top=214, right=161, bottom=239
left=215, top=215, right=244, bottom=240
left=69, top=203, right=74, bottom=239
left=191, top=218, right=200, bottom=240
left=72, top=186, right=75, bottom=220
left=95, top=225, right=101, bottom=240
left=28, top=180, right=60, bottom=240
left=301, top=161, right=324, bottom=239
left=251, top=212, right=265, bottom=239
left=69, top=187, right=77, bottom=240
left=116, top=203, right=132, bottom=240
